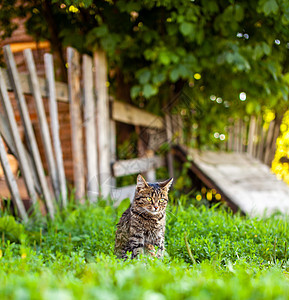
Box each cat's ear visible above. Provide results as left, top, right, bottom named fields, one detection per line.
left=137, top=174, right=149, bottom=189
left=159, top=178, right=173, bottom=192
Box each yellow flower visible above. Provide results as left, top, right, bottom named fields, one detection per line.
left=21, top=253, right=27, bottom=259
left=0, top=249, right=2, bottom=258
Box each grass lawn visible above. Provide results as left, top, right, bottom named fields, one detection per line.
left=0, top=199, right=289, bottom=299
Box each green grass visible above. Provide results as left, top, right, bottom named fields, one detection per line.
left=0, top=201, right=289, bottom=299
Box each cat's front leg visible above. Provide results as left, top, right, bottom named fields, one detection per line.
left=154, top=233, right=165, bottom=259
left=129, top=229, right=145, bottom=259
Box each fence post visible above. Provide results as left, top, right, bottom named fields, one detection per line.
left=247, top=115, right=256, bottom=156
left=94, top=51, right=111, bottom=198
left=165, top=114, right=174, bottom=179
left=67, top=47, right=86, bottom=202
left=0, top=135, right=28, bottom=222
left=44, top=53, right=68, bottom=208
left=0, top=68, right=39, bottom=210
left=83, top=54, right=99, bottom=202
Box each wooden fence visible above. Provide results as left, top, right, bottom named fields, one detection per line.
left=0, top=45, right=176, bottom=220
left=226, top=115, right=281, bottom=165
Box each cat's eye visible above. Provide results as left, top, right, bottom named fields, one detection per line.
left=159, top=198, right=165, bottom=202
left=147, top=197, right=152, bottom=202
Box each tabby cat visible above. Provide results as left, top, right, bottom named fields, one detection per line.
left=114, top=174, right=173, bottom=259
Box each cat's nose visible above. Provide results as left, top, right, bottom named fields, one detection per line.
left=153, top=206, right=158, bottom=211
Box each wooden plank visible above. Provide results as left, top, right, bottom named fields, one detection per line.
left=4, top=46, right=54, bottom=218
left=241, top=120, right=247, bottom=152
left=233, top=119, right=240, bottom=152
left=165, top=114, right=174, bottom=179
left=174, top=146, right=240, bottom=213
left=184, top=146, right=289, bottom=216
left=23, top=48, right=60, bottom=209
left=257, top=125, right=266, bottom=162
left=227, top=125, right=233, bottom=151
left=2, top=69, right=69, bottom=102
left=112, top=185, right=136, bottom=207
left=0, top=68, right=38, bottom=208
left=253, top=115, right=262, bottom=158
left=44, top=53, right=68, bottom=208
left=268, top=119, right=281, bottom=165
left=264, top=120, right=275, bottom=165
left=67, top=47, right=86, bottom=202
left=113, top=156, right=165, bottom=177
left=0, top=112, right=17, bottom=155
left=0, top=135, right=28, bottom=222
left=112, top=100, right=164, bottom=129
left=109, top=98, right=117, bottom=190
left=247, top=115, right=256, bottom=156
left=82, top=54, right=99, bottom=202
left=94, top=51, right=111, bottom=198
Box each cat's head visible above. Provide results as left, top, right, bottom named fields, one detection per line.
left=133, top=174, right=173, bottom=215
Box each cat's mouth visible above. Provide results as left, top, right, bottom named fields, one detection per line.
left=143, top=207, right=160, bottom=215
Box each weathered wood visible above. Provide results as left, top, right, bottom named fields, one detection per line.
left=0, top=135, right=28, bottom=222
left=233, top=119, right=240, bottom=152
left=241, top=120, right=247, bottom=152
left=112, top=100, right=164, bottom=129
left=112, top=184, right=136, bottom=207
left=2, top=68, right=69, bottom=102
left=109, top=98, right=117, bottom=190
left=175, top=146, right=240, bottom=213
left=83, top=54, right=99, bottom=202
left=23, top=49, right=59, bottom=210
left=113, top=156, right=165, bottom=177
left=0, top=112, right=42, bottom=195
left=186, top=147, right=289, bottom=216
left=247, top=115, right=256, bottom=156
left=227, top=125, right=233, bottom=151
left=44, top=53, right=68, bottom=208
left=0, top=68, right=38, bottom=207
left=94, top=51, right=111, bottom=198
left=4, top=46, right=54, bottom=217
left=257, top=124, right=266, bottom=161
left=165, top=114, right=174, bottom=179
left=264, top=120, right=275, bottom=165
left=268, top=119, right=281, bottom=165
left=67, top=47, right=86, bottom=202
left=0, top=112, right=17, bottom=155
left=252, top=115, right=262, bottom=158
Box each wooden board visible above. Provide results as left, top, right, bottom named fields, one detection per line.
left=112, top=100, right=164, bottom=129
left=187, top=148, right=289, bottom=216
left=67, top=47, right=85, bottom=202
left=113, top=156, right=165, bottom=177
left=83, top=54, right=99, bottom=202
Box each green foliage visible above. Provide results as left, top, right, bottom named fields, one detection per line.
left=0, top=216, right=24, bottom=243
left=2, top=0, right=289, bottom=109
left=0, top=202, right=289, bottom=299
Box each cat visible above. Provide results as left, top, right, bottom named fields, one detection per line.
left=114, top=174, right=173, bottom=259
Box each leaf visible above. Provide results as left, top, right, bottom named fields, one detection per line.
left=159, top=51, right=171, bottom=65
left=152, top=73, right=166, bottom=85
left=234, top=4, right=244, bottom=21
left=262, top=42, right=271, bottom=55
left=262, top=0, right=279, bottom=15
left=170, top=68, right=180, bottom=82
left=143, top=84, right=158, bottom=98
left=137, top=69, right=151, bottom=84
left=180, top=22, right=195, bottom=36
left=130, top=85, right=141, bottom=98
left=246, top=102, right=255, bottom=115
